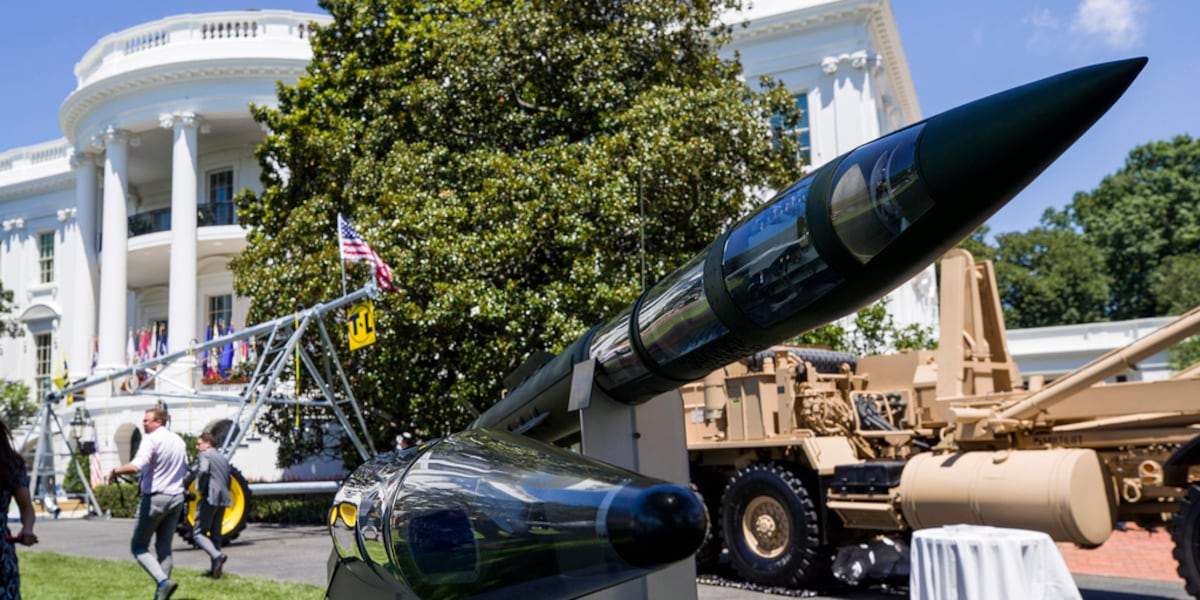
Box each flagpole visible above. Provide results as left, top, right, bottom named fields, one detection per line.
left=337, top=213, right=348, bottom=297
left=340, top=258, right=347, bottom=297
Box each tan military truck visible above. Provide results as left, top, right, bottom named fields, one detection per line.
left=685, top=248, right=1200, bottom=595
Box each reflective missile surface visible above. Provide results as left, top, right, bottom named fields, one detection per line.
left=327, top=429, right=707, bottom=599
left=474, top=57, right=1146, bottom=442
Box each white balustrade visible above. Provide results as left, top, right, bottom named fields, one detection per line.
left=74, top=10, right=333, bottom=89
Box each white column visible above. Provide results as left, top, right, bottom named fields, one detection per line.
left=96, top=127, right=130, bottom=372
left=160, top=113, right=201, bottom=390
left=68, top=152, right=100, bottom=378
left=163, top=113, right=200, bottom=353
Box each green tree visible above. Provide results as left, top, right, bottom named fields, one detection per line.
left=233, top=0, right=804, bottom=465
left=1155, top=253, right=1200, bottom=373
left=791, top=298, right=936, bottom=356
left=990, top=225, right=1110, bottom=328
left=1068, top=134, right=1200, bottom=320
left=1168, top=339, right=1200, bottom=373
left=0, top=380, right=35, bottom=429
left=0, top=280, right=29, bottom=427
left=0, top=280, right=19, bottom=338
left=1150, top=253, right=1200, bottom=316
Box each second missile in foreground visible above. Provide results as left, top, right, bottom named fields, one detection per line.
left=327, top=429, right=707, bottom=599
left=476, top=57, right=1148, bottom=443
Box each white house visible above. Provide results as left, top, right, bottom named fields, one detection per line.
left=727, top=0, right=937, bottom=338
left=1007, top=317, right=1176, bottom=385
left=0, top=1, right=929, bottom=484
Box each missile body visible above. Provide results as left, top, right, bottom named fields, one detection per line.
left=473, top=57, right=1147, bottom=443
left=327, top=58, right=1147, bottom=599
left=327, top=429, right=707, bottom=599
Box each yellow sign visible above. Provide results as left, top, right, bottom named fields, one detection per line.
left=348, top=301, right=376, bottom=351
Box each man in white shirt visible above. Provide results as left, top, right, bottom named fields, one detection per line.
left=111, top=407, right=188, bottom=600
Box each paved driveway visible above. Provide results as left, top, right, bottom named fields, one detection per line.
left=20, top=517, right=1193, bottom=599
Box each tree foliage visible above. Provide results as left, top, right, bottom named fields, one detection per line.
left=0, top=380, right=34, bottom=429
left=0, top=279, right=19, bottom=339
left=232, top=0, right=804, bottom=465
left=791, top=299, right=936, bottom=356
left=990, top=224, right=1110, bottom=328
left=956, top=135, right=1200, bottom=330
left=1067, top=134, right=1200, bottom=320
left=0, top=279, right=29, bottom=428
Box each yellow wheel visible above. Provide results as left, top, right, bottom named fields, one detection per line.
left=176, top=467, right=252, bottom=546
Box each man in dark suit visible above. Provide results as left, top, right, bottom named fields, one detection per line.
left=193, top=432, right=232, bottom=578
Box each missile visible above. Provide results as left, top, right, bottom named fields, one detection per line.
left=473, top=57, right=1147, bottom=443
left=327, top=429, right=707, bottom=599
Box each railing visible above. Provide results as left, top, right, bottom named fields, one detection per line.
left=0, top=141, right=72, bottom=173
left=199, top=201, right=238, bottom=227
left=74, top=10, right=333, bottom=88
left=127, top=202, right=238, bottom=237
left=128, top=207, right=171, bottom=237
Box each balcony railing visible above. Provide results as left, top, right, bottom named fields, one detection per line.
left=74, top=11, right=332, bottom=89
left=128, top=202, right=239, bottom=237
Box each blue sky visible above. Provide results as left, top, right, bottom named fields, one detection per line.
left=0, top=1, right=1192, bottom=237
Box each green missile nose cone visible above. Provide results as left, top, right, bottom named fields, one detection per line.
left=918, top=57, right=1147, bottom=233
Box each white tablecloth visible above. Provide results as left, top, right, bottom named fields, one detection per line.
left=910, top=524, right=1081, bottom=600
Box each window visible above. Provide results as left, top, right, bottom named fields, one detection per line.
left=208, top=295, right=233, bottom=335
left=35, top=333, right=51, bottom=402
left=770, top=93, right=812, bottom=166
left=208, top=169, right=235, bottom=225
left=38, top=232, right=54, bottom=284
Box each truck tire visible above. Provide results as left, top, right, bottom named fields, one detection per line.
left=176, top=467, right=252, bottom=547
left=786, top=348, right=857, bottom=375
left=720, top=461, right=829, bottom=588
left=1172, top=482, right=1200, bottom=596
left=689, top=477, right=722, bottom=572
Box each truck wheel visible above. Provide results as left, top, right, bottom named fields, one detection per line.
left=1172, top=483, right=1200, bottom=596
left=176, top=467, right=252, bottom=547
left=720, top=461, right=829, bottom=587
left=690, top=483, right=722, bottom=571
left=690, top=468, right=726, bottom=572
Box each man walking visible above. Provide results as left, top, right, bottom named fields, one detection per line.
left=111, top=407, right=187, bottom=600
left=193, top=432, right=231, bottom=578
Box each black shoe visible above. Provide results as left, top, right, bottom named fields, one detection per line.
left=154, top=579, right=177, bottom=600
left=211, top=554, right=228, bottom=579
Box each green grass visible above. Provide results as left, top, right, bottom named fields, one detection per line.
left=19, top=551, right=323, bottom=599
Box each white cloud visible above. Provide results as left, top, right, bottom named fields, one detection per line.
left=1070, top=0, right=1144, bottom=49
left=1022, top=7, right=1062, bottom=50
left=1026, top=8, right=1061, bottom=30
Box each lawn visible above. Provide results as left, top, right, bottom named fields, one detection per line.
left=18, top=551, right=324, bottom=599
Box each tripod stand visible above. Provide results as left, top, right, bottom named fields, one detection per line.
left=17, top=397, right=103, bottom=518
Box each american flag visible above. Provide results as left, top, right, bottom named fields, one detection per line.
left=338, top=214, right=397, bottom=292
left=89, top=443, right=104, bottom=489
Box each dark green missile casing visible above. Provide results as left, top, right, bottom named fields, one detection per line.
left=474, top=58, right=1146, bottom=444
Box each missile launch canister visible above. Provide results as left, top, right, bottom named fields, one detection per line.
left=473, top=57, right=1148, bottom=443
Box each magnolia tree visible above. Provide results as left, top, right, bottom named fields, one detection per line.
left=232, top=0, right=805, bottom=466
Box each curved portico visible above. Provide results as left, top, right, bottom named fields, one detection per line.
left=57, top=10, right=330, bottom=384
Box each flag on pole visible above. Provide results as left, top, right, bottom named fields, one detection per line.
left=338, top=214, right=397, bottom=292
left=52, top=352, right=69, bottom=399
left=87, top=434, right=103, bottom=489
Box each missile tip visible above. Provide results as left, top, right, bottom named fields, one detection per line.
left=606, top=484, right=708, bottom=568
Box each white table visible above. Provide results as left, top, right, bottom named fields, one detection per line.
left=910, top=524, right=1081, bottom=600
